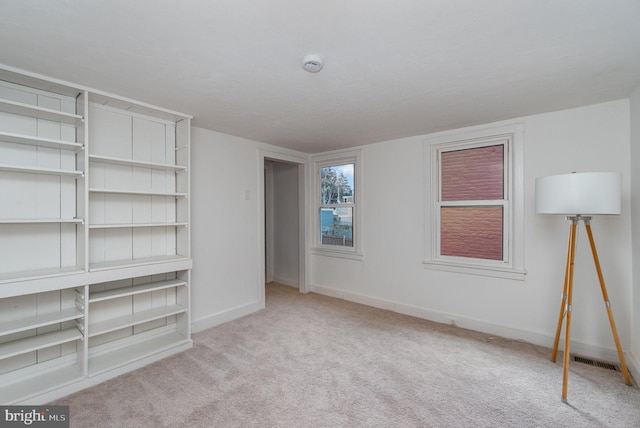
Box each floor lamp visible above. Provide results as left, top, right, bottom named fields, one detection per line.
left=535, top=172, right=632, bottom=403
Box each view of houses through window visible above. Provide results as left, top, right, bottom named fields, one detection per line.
left=320, top=163, right=354, bottom=247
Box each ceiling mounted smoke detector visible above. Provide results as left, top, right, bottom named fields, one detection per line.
left=302, top=54, right=323, bottom=73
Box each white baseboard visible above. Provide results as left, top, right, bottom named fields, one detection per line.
left=627, top=352, right=639, bottom=384
left=191, top=301, right=263, bottom=334
left=310, top=284, right=626, bottom=363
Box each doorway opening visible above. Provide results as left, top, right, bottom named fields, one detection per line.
left=260, top=151, right=308, bottom=306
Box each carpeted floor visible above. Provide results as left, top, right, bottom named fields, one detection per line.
left=58, top=282, right=640, bottom=427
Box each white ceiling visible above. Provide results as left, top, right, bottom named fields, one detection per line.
left=1, top=1, right=639, bottom=153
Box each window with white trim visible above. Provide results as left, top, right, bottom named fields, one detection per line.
left=312, top=149, right=363, bottom=260
left=439, top=141, right=507, bottom=261
left=424, top=125, right=525, bottom=279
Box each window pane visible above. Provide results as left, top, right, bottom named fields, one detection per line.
left=321, top=164, right=354, bottom=204
left=440, top=207, right=503, bottom=260
left=441, top=145, right=503, bottom=201
left=320, top=207, right=353, bottom=247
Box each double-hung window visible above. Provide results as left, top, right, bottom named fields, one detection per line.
left=320, top=163, right=355, bottom=247
left=439, top=142, right=506, bottom=261
left=424, top=124, right=525, bottom=279
left=312, top=149, right=363, bottom=260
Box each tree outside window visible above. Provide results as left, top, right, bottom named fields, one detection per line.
left=320, top=164, right=354, bottom=247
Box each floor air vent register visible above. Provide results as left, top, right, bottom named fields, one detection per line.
left=572, top=355, right=620, bottom=372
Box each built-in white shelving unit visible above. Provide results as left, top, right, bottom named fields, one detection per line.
left=0, top=66, right=192, bottom=404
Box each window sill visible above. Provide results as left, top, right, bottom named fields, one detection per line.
left=422, top=260, right=526, bottom=280
left=311, top=246, right=364, bottom=261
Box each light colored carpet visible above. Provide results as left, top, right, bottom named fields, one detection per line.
left=58, top=282, right=640, bottom=427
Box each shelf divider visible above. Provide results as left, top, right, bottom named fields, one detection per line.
left=0, top=266, right=85, bottom=287
left=0, top=308, right=84, bottom=337
left=0, top=163, right=83, bottom=177
left=88, top=255, right=191, bottom=272
left=88, top=304, right=187, bottom=337
left=89, top=154, right=186, bottom=171
left=0, top=328, right=83, bottom=361
left=89, top=188, right=187, bottom=197
left=0, top=98, right=84, bottom=126
left=0, top=364, right=84, bottom=405
left=88, top=331, right=190, bottom=376
left=0, top=131, right=83, bottom=151
left=89, top=279, right=187, bottom=303
left=0, top=218, right=83, bottom=224
left=89, top=222, right=187, bottom=229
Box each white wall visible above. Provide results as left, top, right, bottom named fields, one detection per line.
left=190, top=127, right=262, bottom=331
left=271, top=161, right=300, bottom=287
left=310, top=100, right=633, bottom=362
left=264, top=160, right=275, bottom=283
left=189, top=127, right=307, bottom=332
left=630, top=85, right=640, bottom=374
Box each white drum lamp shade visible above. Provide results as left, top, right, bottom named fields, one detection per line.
left=535, top=172, right=621, bottom=215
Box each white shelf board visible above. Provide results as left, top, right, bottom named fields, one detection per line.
left=0, top=218, right=83, bottom=224
left=89, top=255, right=190, bottom=272
left=89, top=188, right=187, bottom=197
left=88, top=92, right=191, bottom=123
left=0, top=266, right=85, bottom=285
left=88, top=331, right=190, bottom=376
left=0, top=163, right=83, bottom=177
left=0, top=328, right=83, bottom=361
left=88, top=304, right=186, bottom=337
left=0, top=66, right=83, bottom=98
left=89, top=222, right=187, bottom=229
left=0, top=131, right=83, bottom=151
left=0, top=308, right=83, bottom=337
left=0, top=98, right=83, bottom=126
left=89, top=154, right=187, bottom=171
left=89, top=279, right=187, bottom=303
left=0, top=363, right=83, bottom=405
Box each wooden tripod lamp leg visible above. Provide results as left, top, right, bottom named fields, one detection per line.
left=552, top=223, right=574, bottom=362
left=584, top=220, right=633, bottom=386
left=561, top=219, right=578, bottom=402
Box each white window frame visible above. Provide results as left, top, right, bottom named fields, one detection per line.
left=423, top=124, right=526, bottom=280
left=311, top=148, right=363, bottom=260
